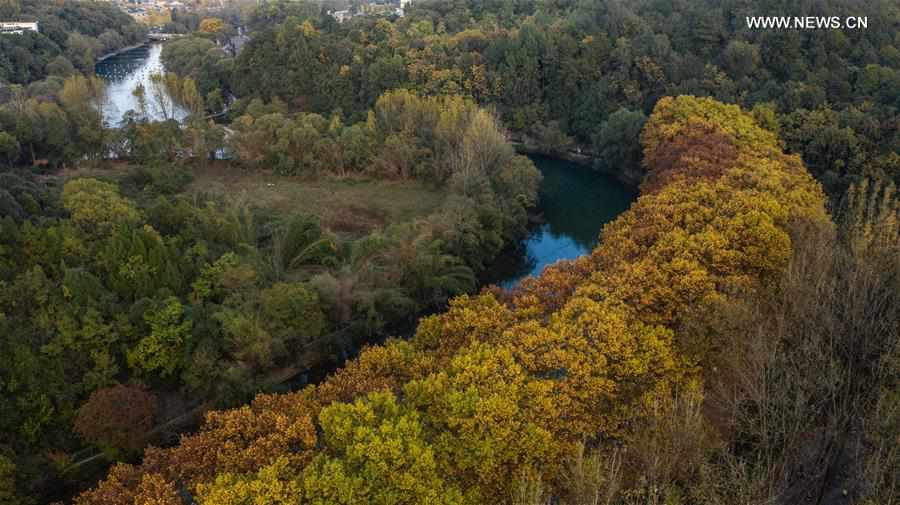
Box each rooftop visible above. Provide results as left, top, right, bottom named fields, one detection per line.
left=0, top=21, right=39, bottom=34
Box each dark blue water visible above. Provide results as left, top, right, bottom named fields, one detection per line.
left=494, top=155, right=636, bottom=287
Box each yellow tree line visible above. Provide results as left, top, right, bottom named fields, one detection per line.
left=77, top=95, right=831, bottom=505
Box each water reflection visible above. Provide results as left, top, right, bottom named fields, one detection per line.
left=95, top=43, right=187, bottom=127
left=495, top=155, right=637, bottom=288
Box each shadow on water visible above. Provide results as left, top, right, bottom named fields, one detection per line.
left=95, top=45, right=153, bottom=84
left=487, top=154, right=637, bottom=288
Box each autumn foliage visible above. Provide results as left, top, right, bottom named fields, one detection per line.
left=77, top=96, right=831, bottom=504
left=73, top=385, right=159, bottom=455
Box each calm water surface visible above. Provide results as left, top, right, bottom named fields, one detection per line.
left=95, top=47, right=634, bottom=287
left=95, top=43, right=186, bottom=126
left=494, top=155, right=636, bottom=287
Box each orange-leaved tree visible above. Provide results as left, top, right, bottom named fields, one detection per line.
left=77, top=96, right=831, bottom=505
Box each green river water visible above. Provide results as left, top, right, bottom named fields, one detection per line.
left=493, top=155, right=637, bottom=287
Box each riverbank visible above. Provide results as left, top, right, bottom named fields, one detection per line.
left=510, top=137, right=643, bottom=188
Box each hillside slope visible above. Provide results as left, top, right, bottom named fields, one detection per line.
left=0, top=0, right=145, bottom=84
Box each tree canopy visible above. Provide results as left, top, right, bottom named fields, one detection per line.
left=0, top=0, right=145, bottom=84
left=75, top=96, right=858, bottom=505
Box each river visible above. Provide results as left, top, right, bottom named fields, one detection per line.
left=95, top=43, right=187, bottom=127
left=492, top=155, right=637, bottom=287
left=95, top=44, right=636, bottom=288
left=77, top=46, right=637, bottom=495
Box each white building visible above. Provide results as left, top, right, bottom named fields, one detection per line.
left=330, top=0, right=413, bottom=22
left=0, top=22, right=39, bottom=34
left=329, top=10, right=352, bottom=23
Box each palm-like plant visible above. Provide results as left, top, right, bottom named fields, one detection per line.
left=410, top=239, right=476, bottom=308
left=269, top=213, right=339, bottom=280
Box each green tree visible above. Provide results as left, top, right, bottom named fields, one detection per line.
left=0, top=132, right=19, bottom=167
left=593, top=108, right=646, bottom=174
left=62, top=178, right=140, bottom=234
left=128, top=297, right=192, bottom=378
left=259, top=283, right=326, bottom=345
left=721, top=40, right=760, bottom=79
left=59, top=75, right=106, bottom=159
left=64, top=32, right=99, bottom=74
left=45, top=55, right=75, bottom=78
left=0, top=453, right=20, bottom=505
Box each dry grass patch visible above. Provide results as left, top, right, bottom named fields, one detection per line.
left=188, top=164, right=445, bottom=236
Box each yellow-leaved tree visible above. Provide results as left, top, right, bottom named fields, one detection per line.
left=77, top=96, right=831, bottom=505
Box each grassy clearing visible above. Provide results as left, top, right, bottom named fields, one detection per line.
left=57, top=162, right=446, bottom=236
left=187, top=164, right=446, bottom=236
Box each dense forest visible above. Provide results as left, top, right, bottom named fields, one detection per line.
left=0, top=0, right=146, bottom=84
left=74, top=96, right=900, bottom=505
left=0, top=0, right=898, bottom=504
left=158, top=0, right=900, bottom=196
left=0, top=88, right=541, bottom=502
left=3, top=0, right=899, bottom=196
